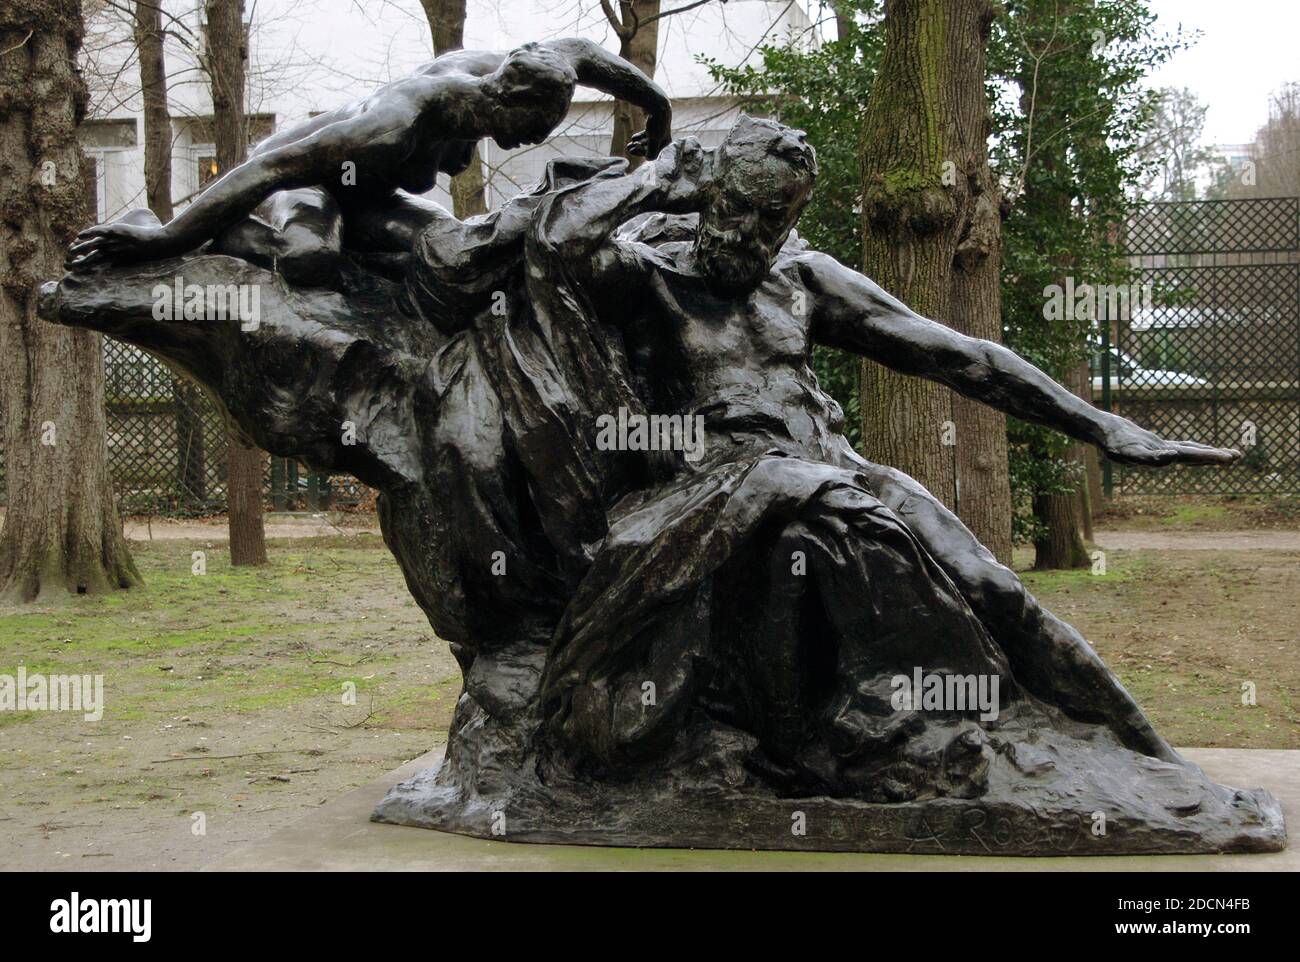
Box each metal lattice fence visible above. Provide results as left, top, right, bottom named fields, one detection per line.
left=1106, top=196, right=1300, bottom=495
left=101, top=339, right=371, bottom=515
left=0, top=339, right=372, bottom=516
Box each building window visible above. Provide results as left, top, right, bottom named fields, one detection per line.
left=198, top=154, right=219, bottom=191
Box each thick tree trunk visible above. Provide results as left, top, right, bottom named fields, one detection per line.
left=0, top=0, right=141, bottom=601
left=608, top=1, right=660, bottom=168
left=419, top=0, right=487, bottom=217
left=858, top=0, right=1011, bottom=562
left=950, top=189, right=1012, bottom=563
left=206, top=0, right=266, bottom=564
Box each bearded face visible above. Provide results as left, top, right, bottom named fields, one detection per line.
left=695, top=172, right=811, bottom=295
left=696, top=219, right=772, bottom=294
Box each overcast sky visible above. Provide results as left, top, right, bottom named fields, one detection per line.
left=1144, top=0, right=1299, bottom=145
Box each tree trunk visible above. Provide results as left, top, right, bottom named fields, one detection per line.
left=1070, top=361, right=1096, bottom=541
left=1029, top=381, right=1091, bottom=569
left=1083, top=438, right=1102, bottom=527
left=172, top=380, right=206, bottom=506
left=858, top=0, right=1011, bottom=563
left=133, top=0, right=172, bottom=223
left=206, top=0, right=266, bottom=564
left=205, top=0, right=246, bottom=191
left=830, top=1, right=856, bottom=42
left=134, top=0, right=205, bottom=509
left=419, top=0, right=487, bottom=217
left=0, top=0, right=141, bottom=601
left=448, top=149, right=488, bottom=218
left=1077, top=476, right=1094, bottom=542
left=1033, top=364, right=1089, bottom=569
left=950, top=184, right=1012, bottom=563
left=1013, top=0, right=1107, bottom=568
left=608, top=1, right=660, bottom=168
left=1032, top=487, right=1089, bottom=570
left=226, top=438, right=266, bottom=565
left=1028, top=357, right=1090, bottom=569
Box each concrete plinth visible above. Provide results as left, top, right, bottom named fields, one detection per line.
left=204, top=748, right=1296, bottom=871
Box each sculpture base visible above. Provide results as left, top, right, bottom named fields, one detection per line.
left=372, top=741, right=1286, bottom=857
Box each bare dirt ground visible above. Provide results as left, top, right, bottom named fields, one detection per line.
left=1017, top=549, right=1300, bottom=751
left=1014, top=496, right=1300, bottom=749
left=1, top=500, right=1297, bottom=870
left=0, top=535, right=459, bottom=871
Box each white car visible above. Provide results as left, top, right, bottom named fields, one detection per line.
left=1090, top=347, right=1209, bottom=392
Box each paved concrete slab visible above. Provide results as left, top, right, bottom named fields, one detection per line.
left=204, top=747, right=1297, bottom=871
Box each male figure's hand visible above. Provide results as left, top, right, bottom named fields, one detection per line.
left=648, top=136, right=714, bottom=213
left=1100, top=415, right=1242, bottom=467
left=627, top=108, right=672, bottom=160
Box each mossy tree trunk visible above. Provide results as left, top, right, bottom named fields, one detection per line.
left=0, top=0, right=141, bottom=601
left=858, top=0, right=1012, bottom=563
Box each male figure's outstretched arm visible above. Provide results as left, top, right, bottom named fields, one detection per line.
left=800, top=254, right=1194, bottom=761
left=801, top=251, right=1241, bottom=468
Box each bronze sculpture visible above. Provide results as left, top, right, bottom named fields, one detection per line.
left=43, top=43, right=1285, bottom=855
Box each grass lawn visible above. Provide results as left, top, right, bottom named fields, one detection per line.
left=1097, top=493, right=1300, bottom=531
